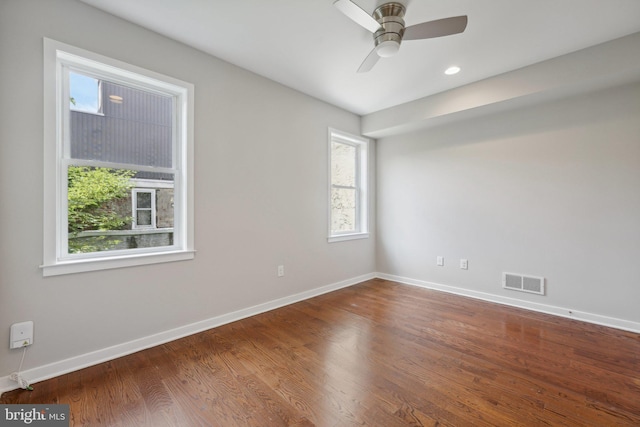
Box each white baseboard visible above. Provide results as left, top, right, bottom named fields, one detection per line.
left=0, top=273, right=375, bottom=395
left=4, top=271, right=636, bottom=396
left=376, top=273, right=640, bottom=334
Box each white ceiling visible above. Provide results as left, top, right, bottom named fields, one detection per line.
left=80, top=0, right=640, bottom=115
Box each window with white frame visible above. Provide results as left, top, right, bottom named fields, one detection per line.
left=132, top=189, right=156, bottom=229
left=43, top=39, right=194, bottom=276
left=328, top=128, right=369, bottom=242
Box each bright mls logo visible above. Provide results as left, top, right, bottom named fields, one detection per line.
left=1, top=405, right=69, bottom=426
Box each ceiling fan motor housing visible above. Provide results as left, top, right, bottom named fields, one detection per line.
left=373, top=2, right=406, bottom=57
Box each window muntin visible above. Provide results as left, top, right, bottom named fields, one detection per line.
left=328, top=129, right=369, bottom=242
left=43, top=39, right=194, bottom=276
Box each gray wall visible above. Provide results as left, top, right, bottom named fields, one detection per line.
left=0, top=0, right=375, bottom=378
left=376, top=82, right=640, bottom=323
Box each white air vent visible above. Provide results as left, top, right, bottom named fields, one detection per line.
left=502, top=272, right=545, bottom=295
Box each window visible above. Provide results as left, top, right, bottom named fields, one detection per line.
left=328, top=128, right=369, bottom=242
left=43, top=39, right=194, bottom=276
left=132, top=189, right=156, bottom=229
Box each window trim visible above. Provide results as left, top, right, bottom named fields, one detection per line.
left=42, top=38, right=195, bottom=276
left=327, top=128, right=370, bottom=243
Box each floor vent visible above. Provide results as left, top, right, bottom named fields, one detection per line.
left=502, top=273, right=545, bottom=295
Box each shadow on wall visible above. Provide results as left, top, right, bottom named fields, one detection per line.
left=379, top=82, right=640, bottom=154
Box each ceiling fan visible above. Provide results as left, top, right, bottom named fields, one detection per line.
left=334, top=0, right=468, bottom=72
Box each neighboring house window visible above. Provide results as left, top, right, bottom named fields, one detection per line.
left=132, top=189, right=156, bottom=229
left=43, top=39, right=194, bottom=276
left=328, top=128, right=369, bottom=242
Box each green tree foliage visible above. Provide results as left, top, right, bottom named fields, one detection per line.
left=68, top=166, right=135, bottom=234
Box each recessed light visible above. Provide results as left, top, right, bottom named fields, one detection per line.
left=444, top=66, right=461, bottom=75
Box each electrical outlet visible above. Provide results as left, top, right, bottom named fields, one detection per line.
left=10, top=321, right=34, bottom=349
left=277, top=265, right=285, bottom=277
left=460, top=259, right=468, bottom=270
left=437, top=256, right=444, bottom=266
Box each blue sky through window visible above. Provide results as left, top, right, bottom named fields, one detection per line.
left=70, top=72, right=100, bottom=113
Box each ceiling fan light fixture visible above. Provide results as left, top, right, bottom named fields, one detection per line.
left=375, top=39, right=400, bottom=57
left=334, top=0, right=469, bottom=72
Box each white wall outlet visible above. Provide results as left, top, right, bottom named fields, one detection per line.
left=10, top=321, right=34, bottom=349
left=437, top=256, right=444, bottom=266
left=277, top=265, right=285, bottom=277
left=460, top=259, right=468, bottom=270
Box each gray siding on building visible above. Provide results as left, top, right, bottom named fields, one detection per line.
left=70, top=81, right=173, bottom=175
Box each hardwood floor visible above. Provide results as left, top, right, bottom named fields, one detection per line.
left=2, top=278, right=640, bottom=426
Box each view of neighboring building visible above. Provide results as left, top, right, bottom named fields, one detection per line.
left=69, top=73, right=175, bottom=251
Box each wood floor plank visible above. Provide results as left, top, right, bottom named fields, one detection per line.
left=2, top=278, right=639, bottom=426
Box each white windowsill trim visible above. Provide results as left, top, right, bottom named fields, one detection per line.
left=41, top=250, right=196, bottom=277
left=328, top=232, right=369, bottom=243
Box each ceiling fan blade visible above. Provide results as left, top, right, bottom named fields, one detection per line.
left=404, top=16, right=468, bottom=40
left=357, top=48, right=380, bottom=73
left=333, top=0, right=381, bottom=33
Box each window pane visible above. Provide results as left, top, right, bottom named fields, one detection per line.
left=67, top=166, right=174, bottom=254
left=136, top=192, right=151, bottom=208
left=331, top=141, right=356, bottom=187
left=70, top=72, right=100, bottom=113
left=156, top=188, right=174, bottom=229
left=67, top=166, right=134, bottom=254
left=69, top=77, right=173, bottom=168
left=137, top=210, right=152, bottom=226
left=331, top=187, right=356, bottom=232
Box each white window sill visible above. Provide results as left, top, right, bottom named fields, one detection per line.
left=328, top=232, right=369, bottom=243
left=41, top=250, right=195, bottom=277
